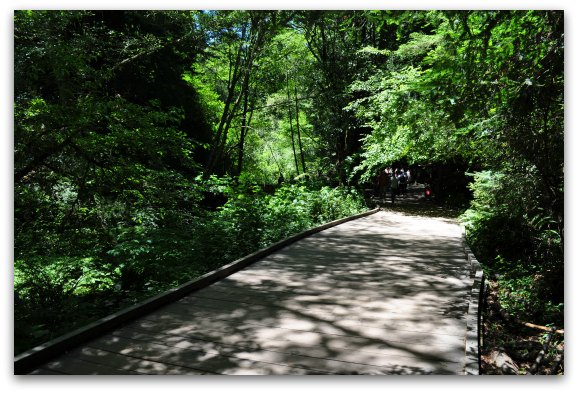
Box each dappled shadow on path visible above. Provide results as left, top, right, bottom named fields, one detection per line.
left=33, top=211, right=471, bottom=375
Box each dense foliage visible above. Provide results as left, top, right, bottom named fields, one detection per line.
left=14, top=10, right=563, bottom=360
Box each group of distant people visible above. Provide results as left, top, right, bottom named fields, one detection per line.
left=376, top=167, right=411, bottom=204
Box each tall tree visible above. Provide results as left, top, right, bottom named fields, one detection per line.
left=202, top=11, right=279, bottom=175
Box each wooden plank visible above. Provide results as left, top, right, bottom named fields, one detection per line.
left=219, top=253, right=465, bottom=273
left=122, top=316, right=467, bottom=365
left=210, top=277, right=471, bottom=300
left=215, top=275, right=467, bottom=300
left=64, top=346, right=208, bottom=375
left=224, top=265, right=469, bottom=285
left=126, top=308, right=466, bottom=368
left=28, top=368, right=66, bottom=375
left=171, top=293, right=469, bottom=337
left=216, top=271, right=470, bottom=291
left=109, top=327, right=458, bottom=375
left=215, top=272, right=471, bottom=295
left=41, top=356, right=144, bottom=375
left=86, top=334, right=328, bottom=375
left=258, top=248, right=468, bottom=264
left=180, top=289, right=470, bottom=319
left=142, top=302, right=466, bottom=349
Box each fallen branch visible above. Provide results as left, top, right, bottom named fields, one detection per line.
left=519, top=321, right=564, bottom=335
left=491, top=300, right=564, bottom=335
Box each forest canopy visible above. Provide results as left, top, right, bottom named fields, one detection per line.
left=14, top=10, right=563, bottom=359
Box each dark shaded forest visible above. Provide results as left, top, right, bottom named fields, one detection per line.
left=14, top=10, right=563, bottom=373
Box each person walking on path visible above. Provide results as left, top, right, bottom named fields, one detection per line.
left=399, top=170, right=407, bottom=196
left=377, top=168, right=388, bottom=199
left=390, top=174, right=399, bottom=204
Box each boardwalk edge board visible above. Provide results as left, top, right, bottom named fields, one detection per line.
left=461, top=229, right=484, bottom=376
left=14, top=207, right=381, bottom=375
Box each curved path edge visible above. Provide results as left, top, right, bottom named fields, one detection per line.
left=14, top=208, right=381, bottom=375
left=461, top=230, right=484, bottom=375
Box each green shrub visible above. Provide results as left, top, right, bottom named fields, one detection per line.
left=497, top=274, right=563, bottom=326
left=460, top=169, right=563, bottom=325
left=14, top=256, right=121, bottom=354
left=260, top=184, right=366, bottom=247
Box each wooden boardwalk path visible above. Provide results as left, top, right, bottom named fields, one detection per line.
left=25, top=209, right=477, bottom=375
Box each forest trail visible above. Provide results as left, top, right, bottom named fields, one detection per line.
left=27, top=209, right=477, bottom=375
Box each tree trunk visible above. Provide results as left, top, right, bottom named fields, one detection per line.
left=205, top=25, right=246, bottom=175
left=294, top=84, right=306, bottom=174
left=236, top=85, right=254, bottom=177
left=286, top=71, right=299, bottom=176
left=205, top=14, right=268, bottom=176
